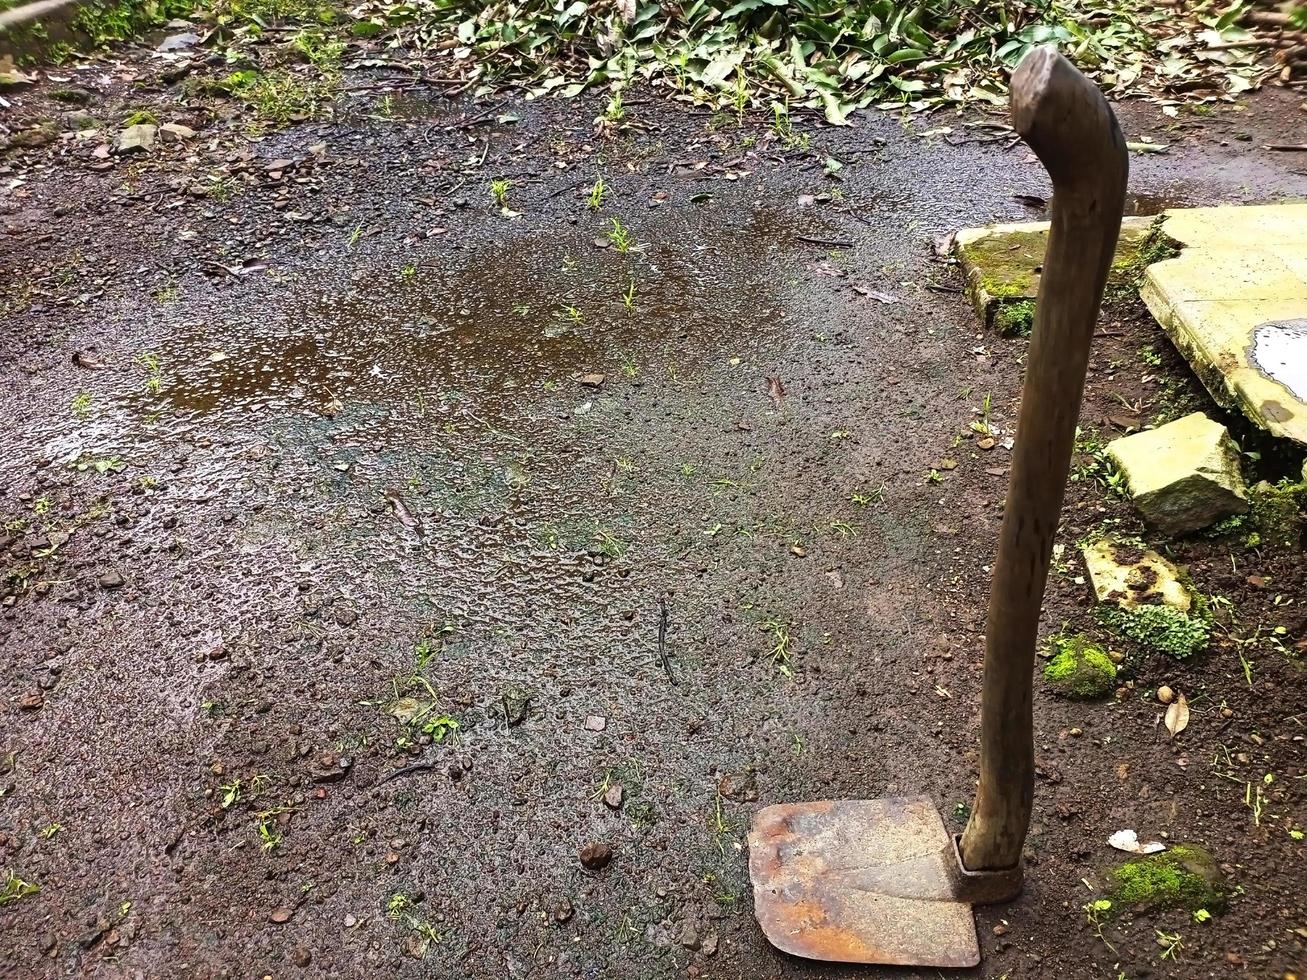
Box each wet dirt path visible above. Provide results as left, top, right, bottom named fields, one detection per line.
left=2, top=74, right=1306, bottom=978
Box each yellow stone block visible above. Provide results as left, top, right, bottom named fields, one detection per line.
left=1081, top=538, right=1191, bottom=612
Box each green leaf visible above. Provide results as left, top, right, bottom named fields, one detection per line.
left=821, top=96, right=852, bottom=126
left=720, top=0, right=766, bottom=18
left=885, top=47, right=926, bottom=64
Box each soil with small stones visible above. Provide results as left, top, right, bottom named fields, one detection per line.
left=1, top=34, right=1306, bottom=980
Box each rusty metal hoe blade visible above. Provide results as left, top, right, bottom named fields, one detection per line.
left=748, top=46, right=1129, bottom=968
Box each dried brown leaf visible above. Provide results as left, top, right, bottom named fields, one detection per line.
left=1164, top=692, right=1189, bottom=738
left=765, top=376, right=786, bottom=409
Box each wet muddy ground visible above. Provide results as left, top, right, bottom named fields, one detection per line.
left=1, top=45, right=1306, bottom=980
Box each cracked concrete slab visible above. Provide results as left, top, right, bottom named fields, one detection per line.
left=1141, top=203, right=1307, bottom=446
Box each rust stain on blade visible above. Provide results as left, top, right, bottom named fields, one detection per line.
left=748, top=797, right=980, bottom=968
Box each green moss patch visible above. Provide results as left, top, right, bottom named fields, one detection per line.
left=1106, top=845, right=1226, bottom=915
left=1248, top=478, right=1306, bottom=553
left=1108, top=218, right=1181, bottom=299
left=1096, top=603, right=1209, bottom=659
left=1043, top=633, right=1116, bottom=699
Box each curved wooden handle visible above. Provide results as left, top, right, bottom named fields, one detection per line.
left=960, top=46, right=1128, bottom=873
left=0, top=0, right=82, bottom=31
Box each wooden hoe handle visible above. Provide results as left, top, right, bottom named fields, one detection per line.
left=959, top=47, right=1128, bottom=873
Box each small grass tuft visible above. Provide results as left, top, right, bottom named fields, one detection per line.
left=761, top=618, right=794, bottom=677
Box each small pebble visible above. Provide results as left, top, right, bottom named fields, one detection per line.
left=578, top=842, right=612, bottom=871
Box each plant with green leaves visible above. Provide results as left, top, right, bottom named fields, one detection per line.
left=602, top=90, right=625, bottom=123
left=367, top=0, right=1278, bottom=124
left=606, top=217, right=635, bottom=253
left=1097, top=603, right=1210, bottom=659
left=0, top=872, right=39, bottom=907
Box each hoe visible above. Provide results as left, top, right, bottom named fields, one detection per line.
left=748, top=46, right=1129, bottom=968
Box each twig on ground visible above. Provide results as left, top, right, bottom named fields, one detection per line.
left=444, top=101, right=510, bottom=131
left=379, top=761, right=436, bottom=784
left=796, top=234, right=856, bottom=248
left=658, top=596, right=677, bottom=686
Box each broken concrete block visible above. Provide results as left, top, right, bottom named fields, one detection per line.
left=114, top=123, right=157, bottom=154
left=1081, top=538, right=1190, bottom=612
left=1083, top=538, right=1210, bottom=658
left=159, top=122, right=196, bottom=142
left=1107, top=412, right=1247, bottom=536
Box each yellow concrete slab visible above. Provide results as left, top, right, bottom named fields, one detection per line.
left=1159, top=204, right=1307, bottom=248
left=1146, top=250, right=1307, bottom=303
left=954, top=202, right=1307, bottom=446
left=1141, top=204, right=1307, bottom=447
left=1138, top=288, right=1307, bottom=444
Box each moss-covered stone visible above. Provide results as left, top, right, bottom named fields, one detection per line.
left=1108, top=219, right=1182, bottom=298
left=953, top=218, right=1155, bottom=330
left=1043, top=634, right=1117, bottom=699
left=1248, top=478, right=1306, bottom=553
left=1105, top=845, right=1226, bottom=915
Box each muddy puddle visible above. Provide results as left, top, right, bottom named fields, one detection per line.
left=23, top=199, right=833, bottom=635
left=1124, top=187, right=1197, bottom=216
left=134, top=205, right=811, bottom=441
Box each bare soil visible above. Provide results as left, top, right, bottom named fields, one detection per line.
left=1, top=38, right=1306, bottom=980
